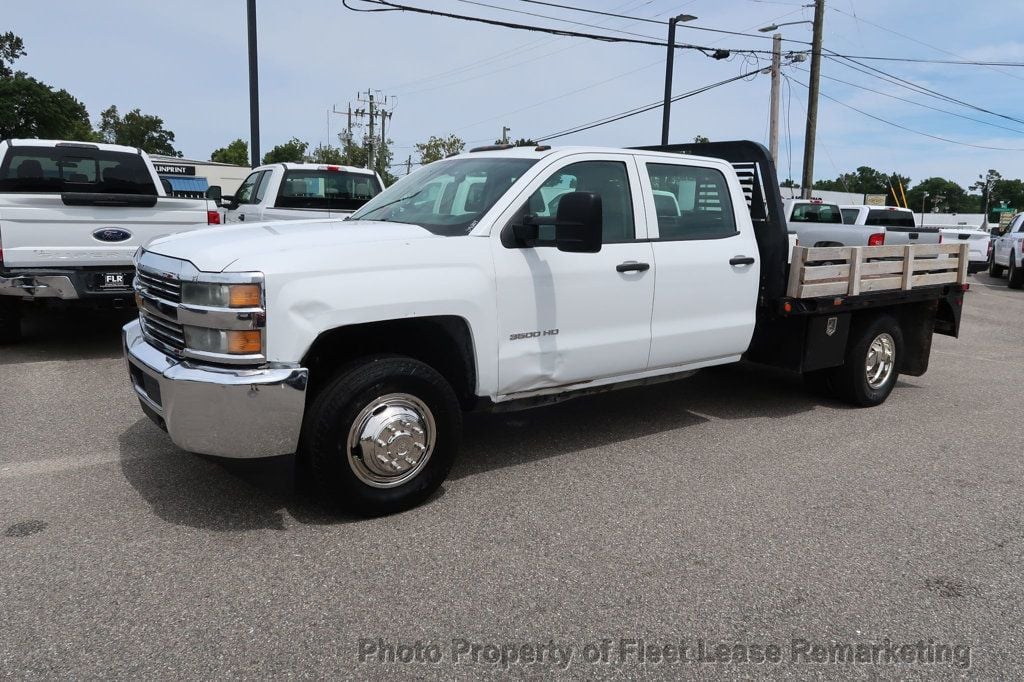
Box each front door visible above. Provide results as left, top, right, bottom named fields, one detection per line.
left=491, top=155, right=655, bottom=396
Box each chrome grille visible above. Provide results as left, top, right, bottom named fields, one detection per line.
left=140, top=311, right=186, bottom=351
left=135, top=268, right=182, bottom=303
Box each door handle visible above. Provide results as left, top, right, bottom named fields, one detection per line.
left=616, top=261, right=650, bottom=273
left=238, top=213, right=246, bottom=221
left=729, top=256, right=755, bottom=266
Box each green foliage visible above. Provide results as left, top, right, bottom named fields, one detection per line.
left=210, top=138, right=249, bottom=166
left=906, top=177, right=974, bottom=214
left=0, top=74, right=96, bottom=140
left=693, top=134, right=710, bottom=144
left=494, top=137, right=537, bottom=147
left=308, top=143, right=343, bottom=164
left=262, top=137, right=308, bottom=164
left=98, top=105, right=180, bottom=156
left=0, top=31, right=27, bottom=78
left=415, top=134, right=465, bottom=165
left=780, top=178, right=799, bottom=188
left=991, top=178, right=1024, bottom=215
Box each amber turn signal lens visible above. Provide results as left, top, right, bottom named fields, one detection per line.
left=229, top=284, right=262, bottom=308
left=227, top=330, right=262, bottom=354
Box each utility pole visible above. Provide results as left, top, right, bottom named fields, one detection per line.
left=406, top=155, right=412, bottom=175
left=246, top=0, right=260, bottom=167
left=501, top=126, right=511, bottom=144
left=367, top=92, right=375, bottom=171
left=661, top=13, right=698, bottom=146
left=768, top=33, right=782, bottom=166
left=800, top=0, right=825, bottom=198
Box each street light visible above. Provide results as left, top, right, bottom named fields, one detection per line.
left=920, top=192, right=930, bottom=228
left=758, top=20, right=813, bottom=32
left=661, top=13, right=698, bottom=145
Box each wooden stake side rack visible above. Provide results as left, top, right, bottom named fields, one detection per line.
left=786, top=243, right=970, bottom=299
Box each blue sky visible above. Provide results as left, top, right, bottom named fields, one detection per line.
left=7, top=0, right=1024, bottom=187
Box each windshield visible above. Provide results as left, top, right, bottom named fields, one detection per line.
left=349, top=157, right=538, bottom=236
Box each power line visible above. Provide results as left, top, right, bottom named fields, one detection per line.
left=825, top=53, right=1024, bottom=127
left=344, top=0, right=779, bottom=57
left=828, top=5, right=1024, bottom=82
left=534, top=69, right=763, bottom=142
left=785, top=75, right=1024, bottom=152
left=792, top=65, right=1024, bottom=136
left=455, top=0, right=664, bottom=42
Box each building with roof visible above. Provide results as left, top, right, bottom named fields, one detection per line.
left=148, top=154, right=251, bottom=198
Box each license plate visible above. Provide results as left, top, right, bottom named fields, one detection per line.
left=99, top=272, right=130, bottom=289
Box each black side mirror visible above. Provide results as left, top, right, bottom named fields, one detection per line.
left=222, top=195, right=238, bottom=210
left=205, top=185, right=223, bottom=204
left=553, top=191, right=603, bottom=253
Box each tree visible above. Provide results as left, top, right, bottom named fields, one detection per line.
left=495, top=137, right=537, bottom=147
left=693, top=134, right=710, bottom=144
left=906, top=178, right=971, bottom=214
left=262, top=137, right=308, bottom=164
left=0, top=75, right=95, bottom=140
left=415, top=134, right=465, bottom=165
left=307, top=143, right=343, bottom=164
left=780, top=178, right=799, bottom=188
left=0, top=31, right=27, bottom=78
left=210, top=138, right=249, bottom=166
left=98, top=106, right=180, bottom=156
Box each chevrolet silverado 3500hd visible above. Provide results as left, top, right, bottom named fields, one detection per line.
left=123, top=141, right=969, bottom=515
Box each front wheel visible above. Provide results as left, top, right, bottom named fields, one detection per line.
left=815, top=316, right=903, bottom=407
left=989, top=256, right=1005, bottom=278
left=300, top=355, right=462, bottom=516
left=1008, top=252, right=1024, bottom=289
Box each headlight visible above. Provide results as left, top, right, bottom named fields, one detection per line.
left=183, top=327, right=263, bottom=355
left=181, top=282, right=262, bottom=308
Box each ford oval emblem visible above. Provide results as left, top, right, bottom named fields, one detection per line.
left=93, top=228, right=132, bottom=242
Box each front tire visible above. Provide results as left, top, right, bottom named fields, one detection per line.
left=829, top=315, right=903, bottom=407
left=990, top=256, right=1005, bottom=278
left=0, top=299, right=22, bottom=344
left=300, top=355, right=461, bottom=516
left=1008, top=252, right=1024, bottom=289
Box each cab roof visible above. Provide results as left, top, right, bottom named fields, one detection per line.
left=446, top=144, right=729, bottom=168
left=5, top=138, right=145, bottom=155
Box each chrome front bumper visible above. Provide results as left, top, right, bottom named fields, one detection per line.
left=122, top=319, right=308, bottom=458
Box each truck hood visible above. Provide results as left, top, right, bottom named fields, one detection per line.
left=144, top=219, right=439, bottom=272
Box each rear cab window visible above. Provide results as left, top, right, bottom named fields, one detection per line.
left=866, top=209, right=915, bottom=228
left=789, top=202, right=842, bottom=224
left=0, top=145, right=157, bottom=195
left=274, top=169, right=383, bottom=211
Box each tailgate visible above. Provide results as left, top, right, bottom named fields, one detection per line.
left=940, top=229, right=988, bottom=261
left=0, top=194, right=209, bottom=268
left=883, top=226, right=941, bottom=245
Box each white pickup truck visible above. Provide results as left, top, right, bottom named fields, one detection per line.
left=123, top=141, right=969, bottom=516
left=840, top=205, right=941, bottom=248
left=0, top=139, right=220, bottom=342
left=222, top=163, right=383, bottom=224
left=989, top=212, right=1024, bottom=287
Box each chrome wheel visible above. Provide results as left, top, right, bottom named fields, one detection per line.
left=346, top=393, right=436, bottom=489
left=865, top=332, right=895, bottom=390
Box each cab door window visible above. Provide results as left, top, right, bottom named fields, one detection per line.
left=516, top=160, right=636, bottom=244
left=234, top=171, right=263, bottom=205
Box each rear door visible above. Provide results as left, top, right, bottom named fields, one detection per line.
left=0, top=144, right=207, bottom=268
left=634, top=155, right=760, bottom=369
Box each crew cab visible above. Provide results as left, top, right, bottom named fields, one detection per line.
left=222, top=163, right=383, bottom=224
left=784, top=198, right=884, bottom=248
left=989, top=212, right=1024, bottom=288
left=840, top=205, right=941, bottom=248
left=0, top=139, right=220, bottom=342
left=122, top=141, right=969, bottom=516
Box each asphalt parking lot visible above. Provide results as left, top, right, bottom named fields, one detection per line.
left=2, top=275, right=1023, bottom=678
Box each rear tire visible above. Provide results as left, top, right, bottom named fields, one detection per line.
left=829, top=315, right=903, bottom=407
left=1008, top=252, right=1024, bottom=289
left=0, top=299, right=22, bottom=344
left=299, top=354, right=461, bottom=516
